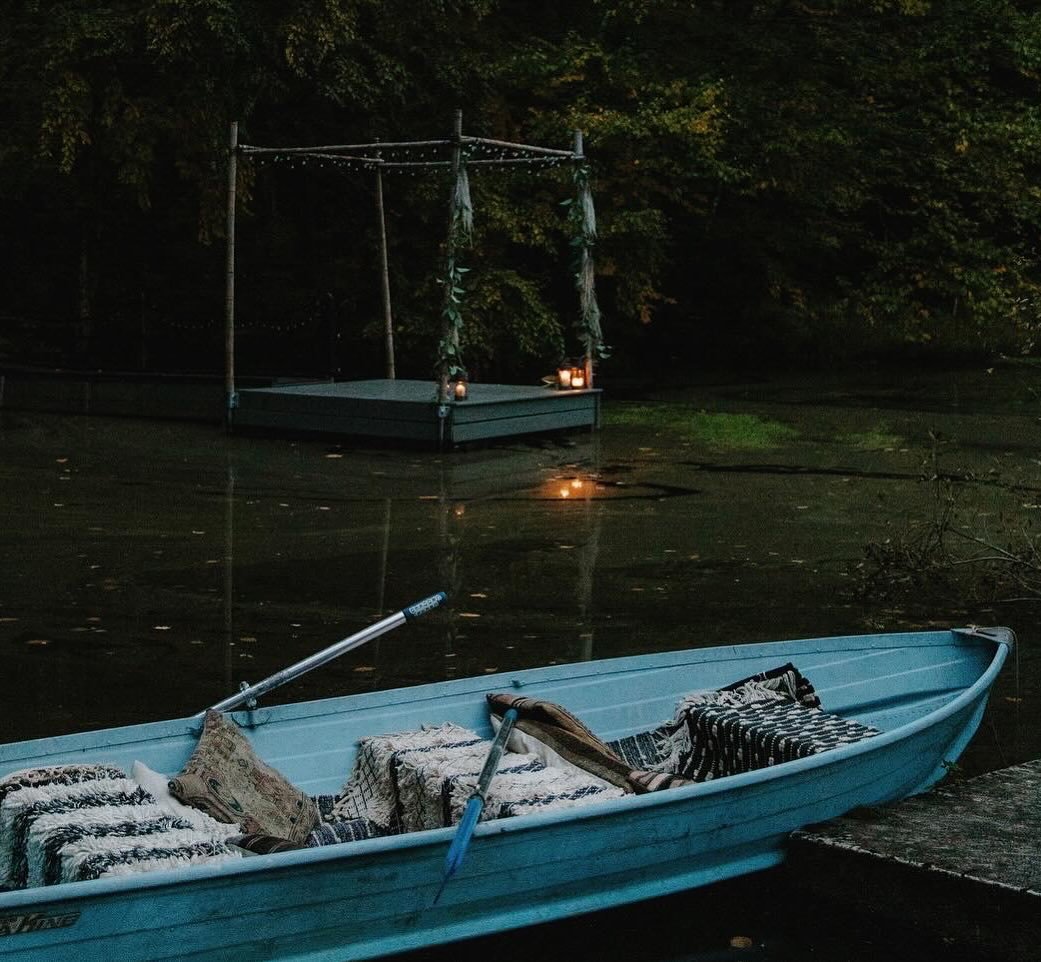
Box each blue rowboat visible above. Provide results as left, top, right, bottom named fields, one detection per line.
left=0, top=627, right=1011, bottom=961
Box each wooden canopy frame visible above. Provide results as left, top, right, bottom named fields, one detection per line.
left=223, top=111, right=604, bottom=427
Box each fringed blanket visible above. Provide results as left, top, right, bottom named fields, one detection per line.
left=0, top=764, right=240, bottom=889
left=333, top=722, right=624, bottom=833
left=489, top=663, right=878, bottom=793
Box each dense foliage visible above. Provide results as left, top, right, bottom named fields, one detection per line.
left=2, top=0, right=1040, bottom=377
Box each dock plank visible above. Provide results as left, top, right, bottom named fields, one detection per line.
left=236, top=379, right=601, bottom=446
left=787, top=760, right=1041, bottom=959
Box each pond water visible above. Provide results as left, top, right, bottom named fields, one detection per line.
left=1, top=363, right=1038, bottom=959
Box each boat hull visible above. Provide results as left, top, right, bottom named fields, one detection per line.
left=0, top=628, right=1010, bottom=960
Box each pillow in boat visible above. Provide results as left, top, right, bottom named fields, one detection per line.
left=0, top=763, right=240, bottom=889
left=485, top=694, right=635, bottom=793
left=168, top=710, right=319, bottom=844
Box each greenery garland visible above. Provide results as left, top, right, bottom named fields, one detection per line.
left=569, top=165, right=609, bottom=362
left=436, top=162, right=473, bottom=391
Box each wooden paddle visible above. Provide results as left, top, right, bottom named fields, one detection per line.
left=199, top=591, right=447, bottom=717
left=433, top=707, right=519, bottom=904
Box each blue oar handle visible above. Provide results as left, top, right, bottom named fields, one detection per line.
left=405, top=591, right=448, bottom=620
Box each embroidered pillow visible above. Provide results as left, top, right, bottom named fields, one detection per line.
left=168, top=710, right=318, bottom=844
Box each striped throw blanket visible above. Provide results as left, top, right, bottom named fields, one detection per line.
left=0, top=764, right=240, bottom=889
left=332, top=722, right=624, bottom=833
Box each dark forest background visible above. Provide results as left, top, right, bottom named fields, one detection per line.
left=2, top=0, right=1040, bottom=381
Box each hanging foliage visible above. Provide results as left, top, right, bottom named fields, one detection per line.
left=436, top=159, right=474, bottom=388
left=570, top=165, right=609, bottom=361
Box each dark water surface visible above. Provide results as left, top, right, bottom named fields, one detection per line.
left=2, top=365, right=1039, bottom=959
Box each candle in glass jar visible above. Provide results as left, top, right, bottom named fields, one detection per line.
left=454, top=380, right=468, bottom=400
left=557, top=367, right=573, bottom=389
left=570, top=370, right=586, bottom=389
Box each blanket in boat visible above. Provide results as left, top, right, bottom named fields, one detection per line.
left=333, top=722, right=624, bottom=833
left=636, top=662, right=877, bottom=782
left=490, top=663, right=876, bottom=791
left=0, top=764, right=241, bottom=889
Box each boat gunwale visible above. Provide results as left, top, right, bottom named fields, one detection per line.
left=0, top=627, right=1010, bottom=910
left=0, top=628, right=1005, bottom=766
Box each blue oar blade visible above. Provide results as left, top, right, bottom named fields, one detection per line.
left=444, top=797, right=482, bottom=873
left=433, top=709, right=518, bottom=906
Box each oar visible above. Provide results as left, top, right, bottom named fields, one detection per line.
left=198, top=591, right=447, bottom=717
left=433, top=707, right=519, bottom=905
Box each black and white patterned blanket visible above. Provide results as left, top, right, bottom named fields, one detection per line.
left=0, top=764, right=240, bottom=890
left=332, top=722, right=624, bottom=833
left=610, top=662, right=878, bottom=785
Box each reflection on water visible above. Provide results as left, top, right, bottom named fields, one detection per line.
left=2, top=370, right=1039, bottom=959
left=0, top=402, right=1036, bottom=775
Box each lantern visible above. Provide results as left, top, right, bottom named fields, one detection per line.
left=569, top=366, right=586, bottom=390
left=557, top=364, right=573, bottom=389
left=453, top=378, right=469, bottom=401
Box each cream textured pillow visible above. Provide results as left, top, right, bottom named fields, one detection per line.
left=130, top=760, right=240, bottom=835
left=168, top=710, right=318, bottom=844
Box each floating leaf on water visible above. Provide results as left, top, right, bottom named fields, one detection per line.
left=352, top=665, right=376, bottom=673
left=318, top=506, right=331, bottom=511
left=27, top=639, right=50, bottom=646
left=729, top=936, right=754, bottom=950
left=238, top=653, right=254, bottom=660
left=239, top=635, right=257, bottom=643
left=56, top=458, right=68, bottom=464
left=483, top=667, right=499, bottom=673
left=418, top=495, right=438, bottom=501
left=205, top=559, right=220, bottom=565
left=795, top=505, right=809, bottom=510
left=191, top=530, right=206, bottom=535
left=631, top=587, right=645, bottom=592
left=459, top=612, right=481, bottom=619
left=469, top=592, right=488, bottom=599
left=153, top=625, right=172, bottom=631
left=279, top=503, right=289, bottom=508
left=1005, top=696, right=1023, bottom=703
left=558, top=544, right=576, bottom=550
left=190, top=639, right=204, bottom=646
left=324, top=453, right=344, bottom=459
left=0, top=617, right=19, bottom=624
left=53, top=503, right=64, bottom=508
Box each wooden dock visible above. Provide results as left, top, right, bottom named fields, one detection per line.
left=234, top=378, right=601, bottom=446
left=787, top=760, right=1041, bottom=960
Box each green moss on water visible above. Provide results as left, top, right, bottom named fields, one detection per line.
left=604, top=404, right=798, bottom=450
left=836, top=426, right=904, bottom=450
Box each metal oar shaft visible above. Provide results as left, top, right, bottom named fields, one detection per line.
left=473, top=708, right=518, bottom=799
left=202, top=591, right=446, bottom=716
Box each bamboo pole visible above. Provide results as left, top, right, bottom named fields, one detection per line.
left=224, top=121, right=238, bottom=430
left=464, top=135, right=575, bottom=157
left=375, top=155, right=396, bottom=379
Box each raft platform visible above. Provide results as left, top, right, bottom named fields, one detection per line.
left=234, top=378, right=601, bottom=446
left=787, top=759, right=1041, bottom=960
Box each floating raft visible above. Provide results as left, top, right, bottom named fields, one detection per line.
left=234, top=379, right=601, bottom=446
left=788, top=759, right=1041, bottom=961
